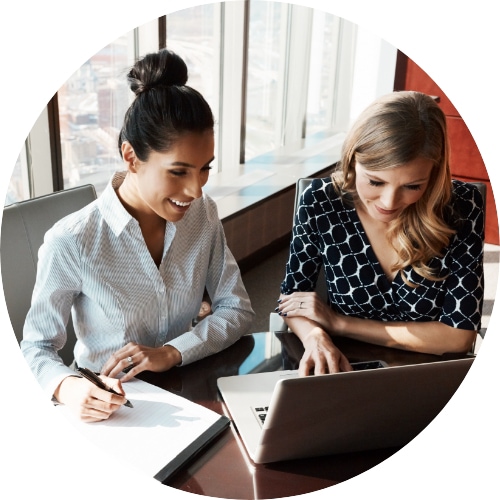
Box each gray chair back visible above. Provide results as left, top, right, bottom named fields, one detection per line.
left=1, top=185, right=97, bottom=364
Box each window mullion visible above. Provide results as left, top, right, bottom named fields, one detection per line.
left=28, top=107, right=55, bottom=197
left=20, top=142, right=32, bottom=198
left=275, top=3, right=290, bottom=149
left=280, top=4, right=313, bottom=148
left=218, top=1, right=247, bottom=174
left=324, top=15, right=342, bottom=130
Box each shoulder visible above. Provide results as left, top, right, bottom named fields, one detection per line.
left=450, top=179, right=485, bottom=219
left=176, top=193, right=220, bottom=231
left=198, top=193, right=220, bottom=223
left=44, top=200, right=100, bottom=249
left=452, top=179, right=484, bottom=203
left=302, top=177, right=341, bottom=205
left=447, top=180, right=485, bottom=242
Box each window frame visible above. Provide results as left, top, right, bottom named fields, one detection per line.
left=15, top=4, right=397, bottom=211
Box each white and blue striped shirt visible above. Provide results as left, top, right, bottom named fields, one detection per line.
left=21, top=173, right=254, bottom=396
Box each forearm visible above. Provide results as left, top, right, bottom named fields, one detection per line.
left=335, top=314, right=476, bottom=355
left=284, top=316, right=328, bottom=345
left=20, top=331, right=75, bottom=395
left=282, top=298, right=475, bottom=355
left=169, top=305, right=254, bottom=365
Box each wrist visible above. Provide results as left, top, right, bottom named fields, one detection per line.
left=53, top=375, right=80, bottom=404
left=303, top=326, right=330, bottom=345
left=162, top=345, right=182, bottom=368
left=332, top=312, right=350, bottom=336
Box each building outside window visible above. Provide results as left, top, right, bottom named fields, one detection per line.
left=58, top=34, right=134, bottom=195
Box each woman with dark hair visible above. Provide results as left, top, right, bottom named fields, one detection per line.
left=21, top=50, right=254, bottom=421
left=277, top=91, right=484, bottom=375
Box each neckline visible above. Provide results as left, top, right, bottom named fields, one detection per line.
left=351, top=204, right=400, bottom=286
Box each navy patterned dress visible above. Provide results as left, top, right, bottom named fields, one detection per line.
left=280, top=178, right=484, bottom=331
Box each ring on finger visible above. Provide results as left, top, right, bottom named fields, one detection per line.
left=126, top=356, right=134, bottom=366
left=299, top=302, right=303, bottom=309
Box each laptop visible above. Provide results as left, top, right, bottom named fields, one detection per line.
left=217, top=357, right=474, bottom=464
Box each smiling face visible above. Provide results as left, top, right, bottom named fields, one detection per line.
left=354, top=157, right=434, bottom=223
left=121, top=131, right=214, bottom=223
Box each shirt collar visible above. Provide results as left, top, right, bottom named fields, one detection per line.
left=97, top=171, right=137, bottom=236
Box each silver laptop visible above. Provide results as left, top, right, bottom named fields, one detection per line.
left=217, top=358, right=474, bottom=464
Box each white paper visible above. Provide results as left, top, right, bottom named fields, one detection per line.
left=58, top=378, right=224, bottom=477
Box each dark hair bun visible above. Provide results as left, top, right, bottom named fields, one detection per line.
left=119, top=49, right=214, bottom=159
left=127, top=49, right=188, bottom=96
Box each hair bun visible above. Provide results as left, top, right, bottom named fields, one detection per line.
left=127, top=49, right=188, bottom=96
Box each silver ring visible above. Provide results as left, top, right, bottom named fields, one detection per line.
left=299, top=302, right=303, bottom=309
left=126, top=356, right=134, bottom=366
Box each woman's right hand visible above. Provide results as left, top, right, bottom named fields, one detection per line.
left=299, top=327, right=352, bottom=376
left=54, top=375, right=127, bottom=422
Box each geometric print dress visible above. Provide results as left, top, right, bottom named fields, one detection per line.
left=280, top=178, right=484, bottom=332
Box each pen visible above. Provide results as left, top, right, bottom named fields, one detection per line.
left=77, top=367, right=133, bottom=408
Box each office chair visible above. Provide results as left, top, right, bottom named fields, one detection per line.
left=1, top=184, right=97, bottom=365
left=270, top=177, right=487, bottom=353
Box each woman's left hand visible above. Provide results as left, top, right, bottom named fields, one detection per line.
left=278, top=292, right=335, bottom=332
left=100, top=342, right=182, bottom=382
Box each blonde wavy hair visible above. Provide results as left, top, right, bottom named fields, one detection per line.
left=332, top=91, right=455, bottom=284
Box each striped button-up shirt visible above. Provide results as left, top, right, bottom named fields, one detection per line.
left=21, top=173, right=254, bottom=396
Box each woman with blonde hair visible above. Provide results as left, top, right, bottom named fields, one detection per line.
left=277, top=91, right=484, bottom=375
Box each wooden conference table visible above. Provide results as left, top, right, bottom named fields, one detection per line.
left=138, top=331, right=471, bottom=499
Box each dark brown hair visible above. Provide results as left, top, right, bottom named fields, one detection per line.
left=118, top=49, right=214, bottom=161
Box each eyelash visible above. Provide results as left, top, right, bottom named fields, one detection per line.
left=170, top=166, right=213, bottom=177
left=368, top=180, right=422, bottom=191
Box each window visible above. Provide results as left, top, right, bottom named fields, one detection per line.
left=164, top=3, right=222, bottom=171
left=57, top=32, right=135, bottom=195
left=10, top=1, right=397, bottom=208
left=165, top=4, right=220, bottom=112
left=305, top=11, right=339, bottom=137
left=245, top=0, right=283, bottom=160
left=5, top=145, right=30, bottom=204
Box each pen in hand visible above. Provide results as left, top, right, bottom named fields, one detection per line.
left=77, top=367, right=134, bottom=408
